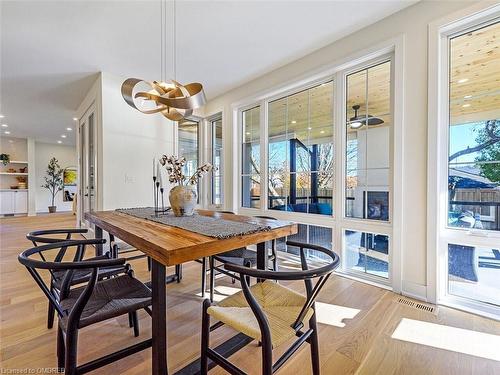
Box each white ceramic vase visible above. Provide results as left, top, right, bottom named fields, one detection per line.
left=169, top=185, right=197, bottom=216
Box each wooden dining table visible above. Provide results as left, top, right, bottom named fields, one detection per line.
left=85, top=209, right=297, bottom=375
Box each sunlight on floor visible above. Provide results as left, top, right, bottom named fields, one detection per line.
left=315, top=302, right=360, bottom=327
left=391, top=318, right=500, bottom=361
left=196, top=285, right=242, bottom=302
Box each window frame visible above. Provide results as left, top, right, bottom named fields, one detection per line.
left=339, top=54, right=395, bottom=285
left=240, top=104, right=264, bottom=209
left=176, top=115, right=203, bottom=205
left=235, top=38, right=404, bottom=292
left=206, top=113, right=224, bottom=208
left=427, top=3, right=500, bottom=319
left=266, top=78, right=335, bottom=216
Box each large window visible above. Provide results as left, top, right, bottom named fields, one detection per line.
left=345, top=61, right=391, bottom=222
left=345, top=230, right=389, bottom=278
left=241, top=106, right=261, bottom=208
left=238, top=51, right=396, bottom=287
left=268, top=81, right=334, bottom=215
left=178, top=118, right=199, bottom=181
left=211, top=116, right=223, bottom=206
left=343, top=60, right=392, bottom=281
left=443, top=20, right=500, bottom=312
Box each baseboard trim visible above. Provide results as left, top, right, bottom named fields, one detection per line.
left=36, top=209, right=72, bottom=214
left=402, top=280, right=428, bottom=302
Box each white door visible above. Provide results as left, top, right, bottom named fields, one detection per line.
left=79, top=104, right=97, bottom=230
left=436, top=18, right=500, bottom=319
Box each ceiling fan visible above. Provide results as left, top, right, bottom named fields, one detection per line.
left=348, top=104, right=384, bottom=129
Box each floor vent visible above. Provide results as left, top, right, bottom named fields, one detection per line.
left=397, top=297, right=435, bottom=313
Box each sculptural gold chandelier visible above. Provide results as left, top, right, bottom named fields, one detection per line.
left=121, top=0, right=206, bottom=121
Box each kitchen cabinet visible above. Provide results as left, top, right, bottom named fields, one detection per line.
left=0, top=190, right=28, bottom=215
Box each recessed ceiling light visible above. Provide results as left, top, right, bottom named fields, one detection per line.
left=4, top=130, right=11, bottom=134
left=0, top=114, right=4, bottom=118
left=246, top=132, right=250, bottom=135
left=57, top=140, right=62, bottom=144
left=73, top=117, right=78, bottom=121
left=61, top=134, right=67, bottom=138
left=457, top=78, right=469, bottom=84
left=320, top=130, right=325, bottom=134
left=66, top=127, right=72, bottom=131
left=350, top=121, right=363, bottom=129
left=291, top=120, right=297, bottom=124
left=1, top=124, right=7, bottom=128
left=308, top=127, right=312, bottom=130
left=462, top=103, right=471, bottom=108
left=463, top=95, right=472, bottom=99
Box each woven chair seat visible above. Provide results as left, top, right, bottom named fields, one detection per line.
left=207, top=280, right=314, bottom=347
left=52, top=263, right=124, bottom=290
left=60, top=275, right=151, bottom=329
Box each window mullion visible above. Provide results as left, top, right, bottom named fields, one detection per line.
left=334, top=71, right=346, bottom=270
left=261, top=100, right=268, bottom=213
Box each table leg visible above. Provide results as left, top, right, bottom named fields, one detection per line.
left=94, top=225, right=103, bottom=256
left=151, top=259, right=168, bottom=375
left=256, top=242, right=267, bottom=282
left=256, top=242, right=268, bottom=270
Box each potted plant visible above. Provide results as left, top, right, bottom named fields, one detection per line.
left=159, top=155, right=214, bottom=216
left=42, top=157, right=64, bottom=213
left=0, top=153, right=10, bottom=166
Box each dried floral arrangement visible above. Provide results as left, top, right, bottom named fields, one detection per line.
left=159, top=155, right=215, bottom=186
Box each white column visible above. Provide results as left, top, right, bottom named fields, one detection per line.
left=27, top=137, right=36, bottom=216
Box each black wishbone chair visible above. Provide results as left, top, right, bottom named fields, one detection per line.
left=201, top=241, right=340, bottom=375
left=18, top=239, right=153, bottom=375
left=26, top=229, right=130, bottom=330
left=204, top=213, right=279, bottom=302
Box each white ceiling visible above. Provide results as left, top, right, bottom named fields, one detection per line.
left=0, top=0, right=418, bottom=145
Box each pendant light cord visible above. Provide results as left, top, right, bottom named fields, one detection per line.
left=172, top=0, right=176, bottom=81
left=160, top=0, right=164, bottom=82
left=159, top=0, right=175, bottom=83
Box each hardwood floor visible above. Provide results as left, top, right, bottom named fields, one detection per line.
left=1, top=213, right=499, bottom=374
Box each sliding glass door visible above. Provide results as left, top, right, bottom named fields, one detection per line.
left=441, top=19, right=500, bottom=316
left=79, top=103, right=97, bottom=230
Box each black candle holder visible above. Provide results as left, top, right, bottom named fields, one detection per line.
left=153, top=177, right=170, bottom=216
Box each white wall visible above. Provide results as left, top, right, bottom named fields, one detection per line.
left=202, top=0, right=486, bottom=299
left=35, top=142, right=76, bottom=212
left=0, top=136, right=27, bottom=161
left=100, top=72, right=175, bottom=210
